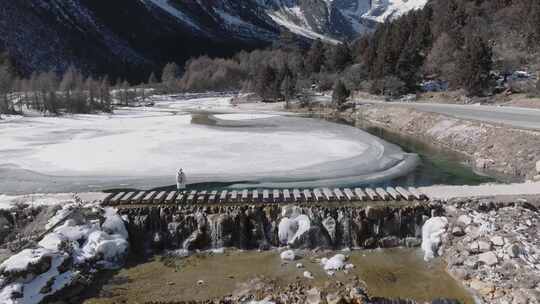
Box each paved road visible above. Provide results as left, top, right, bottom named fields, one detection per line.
left=381, top=102, right=540, bottom=131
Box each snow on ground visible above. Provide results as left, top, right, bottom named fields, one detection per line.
left=0, top=94, right=416, bottom=194
left=144, top=0, right=203, bottom=32
left=363, top=0, right=428, bottom=23
left=0, top=193, right=74, bottom=210
left=0, top=192, right=107, bottom=210
left=421, top=182, right=540, bottom=200
left=267, top=11, right=340, bottom=45
left=0, top=205, right=129, bottom=303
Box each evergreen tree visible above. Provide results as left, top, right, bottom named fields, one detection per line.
left=332, top=80, right=350, bottom=108
left=85, top=77, right=97, bottom=112
left=396, top=38, right=424, bottom=92
left=60, top=66, right=78, bottom=112
left=329, top=43, right=352, bottom=72
left=528, top=0, right=540, bottom=46
left=0, top=64, right=13, bottom=118
left=280, top=66, right=296, bottom=109
left=254, top=66, right=280, bottom=100
left=305, top=39, right=326, bottom=74
left=148, top=72, right=158, bottom=86
left=99, top=77, right=112, bottom=112
left=457, top=34, right=493, bottom=96
left=38, top=71, right=59, bottom=114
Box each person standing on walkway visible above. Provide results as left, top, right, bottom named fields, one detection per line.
left=176, top=168, right=186, bottom=192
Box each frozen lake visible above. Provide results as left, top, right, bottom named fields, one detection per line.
left=0, top=95, right=419, bottom=194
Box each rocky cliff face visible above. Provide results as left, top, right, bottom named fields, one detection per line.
left=0, top=0, right=427, bottom=80
left=122, top=203, right=441, bottom=253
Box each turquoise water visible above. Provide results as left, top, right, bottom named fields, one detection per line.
left=363, top=126, right=496, bottom=187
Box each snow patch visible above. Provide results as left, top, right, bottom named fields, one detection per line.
left=363, top=0, right=428, bottom=23
left=0, top=248, right=55, bottom=274
left=421, top=217, right=448, bottom=261
left=321, top=254, right=347, bottom=271
left=280, top=250, right=296, bottom=261
left=144, top=0, right=203, bottom=32
left=267, top=11, right=340, bottom=44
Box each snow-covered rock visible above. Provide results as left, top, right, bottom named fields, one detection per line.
left=280, top=250, right=296, bottom=261
left=321, top=254, right=347, bottom=271
left=536, top=160, right=540, bottom=174
left=303, top=271, right=314, bottom=280
left=362, top=0, right=428, bottom=23
left=421, top=217, right=449, bottom=261
left=0, top=204, right=129, bottom=304
left=102, top=207, right=129, bottom=239
left=0, top=248, right=56, bottom=277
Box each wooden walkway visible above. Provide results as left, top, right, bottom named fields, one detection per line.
left=103, top=186, right=428, bottom=206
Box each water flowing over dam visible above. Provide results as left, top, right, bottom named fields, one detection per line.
left=121, top=202, right=442, bottom=253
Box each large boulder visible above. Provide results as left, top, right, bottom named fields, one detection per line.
left=478, top=251, right=498, bottom=266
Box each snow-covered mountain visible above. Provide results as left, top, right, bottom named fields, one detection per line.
left=0, top=0, right=427, bottom=79
left=142, top=0, right=428, bottom=43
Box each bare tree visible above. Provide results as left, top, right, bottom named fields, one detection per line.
left=37, top=71, right=59, bottom=114
left=161, top=62, right=179, bottom=93
left=99, top=77, right=112, bottom=112
left=0, top=64, right=13, bottom=118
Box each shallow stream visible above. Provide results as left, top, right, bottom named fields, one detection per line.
left=82, top=249, right=474, bottom=303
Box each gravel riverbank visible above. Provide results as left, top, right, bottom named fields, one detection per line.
left=440, top=196, right=540, bottom=303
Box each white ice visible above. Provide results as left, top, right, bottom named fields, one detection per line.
left=278, top=215, right=311, bottom=246
left=0, top=94, right=417, bottom=194
left=421, top=217, right=448, bottom=261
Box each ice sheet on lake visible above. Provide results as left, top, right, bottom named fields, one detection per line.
left=0, top=95, right=418, bottom=194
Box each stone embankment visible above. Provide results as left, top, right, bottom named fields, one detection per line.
left=440, top=198, right=540, bottom=303
left=350, top=105, right=540, bottom=181
left=121, top=203, right=441, bottom=254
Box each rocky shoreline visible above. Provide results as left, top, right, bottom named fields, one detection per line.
left=440, top=197, right=540, bottom=303
left=1, top=195, right=539, bottom=303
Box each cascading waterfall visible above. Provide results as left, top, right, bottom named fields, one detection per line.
left=123, top=203, right=442, bottom=253
left=208, top=214, right=224, bottom=249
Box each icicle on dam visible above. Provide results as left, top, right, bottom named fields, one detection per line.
left=102, top=187, right=441, bottom=252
